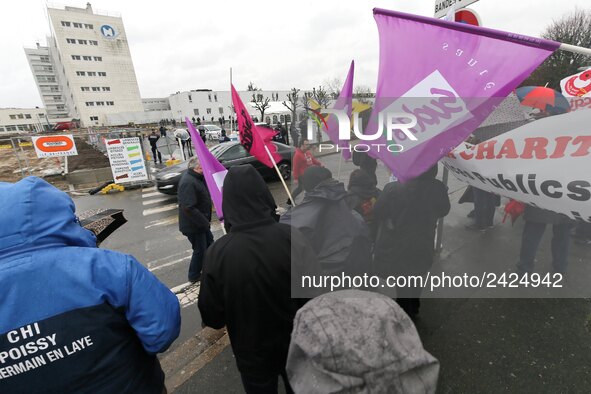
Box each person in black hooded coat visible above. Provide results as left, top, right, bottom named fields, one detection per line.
left=373, top=165, right=450, bottom=318
left=197, top=164, right=317, bottom=394
left=281, top=166, right=372, bottom=277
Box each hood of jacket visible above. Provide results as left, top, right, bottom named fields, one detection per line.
left=287, top=290, right=439, bottom=393
left=303, top=178, right=347, bottom=202
left=0, top=177, right=96, bottom=259
left=222, top=165, right=278, bottom=230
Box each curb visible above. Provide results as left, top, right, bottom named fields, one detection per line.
left=160, top=327, right=230, bottom=392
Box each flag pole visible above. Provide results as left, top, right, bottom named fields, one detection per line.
left=559, top=43, right=591, bottom=57
left=263, top=145, right=296, bottom=206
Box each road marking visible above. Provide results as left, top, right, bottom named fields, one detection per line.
left=143, top=191, right=162, bottom=198
left=143, top=203, right=178, bottom=216
left=142, top=197, right=176, bottom=206
left=149, top=254, right=192, bottom=273
left=142, top=186, right=157, bottom=192
left=146, top=249, right=192, bottom=269
left=145, top=216, right=178, bottom=229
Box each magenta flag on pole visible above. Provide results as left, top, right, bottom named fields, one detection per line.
left=185, top=118, right=227, bottom=220
left=231, top=84, right=282, bottom=168
left=366, top=8, right=560, bottom=182
left=323, top=60, right=355, bottom=160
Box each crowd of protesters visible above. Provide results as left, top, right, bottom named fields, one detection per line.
left=2, top=115, right=585, bottom=394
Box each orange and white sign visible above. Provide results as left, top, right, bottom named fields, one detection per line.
left=561, top=68, right=591, bottom=98
left=31, top=134, right=78, bottom=158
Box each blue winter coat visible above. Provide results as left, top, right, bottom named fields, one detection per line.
left=0, top=177, right=181, bottom=393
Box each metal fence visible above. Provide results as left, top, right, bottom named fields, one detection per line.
left=0, top=129, right=161, bottom=186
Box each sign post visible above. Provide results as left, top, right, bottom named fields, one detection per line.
left=105, top=137, right=149, bottom=183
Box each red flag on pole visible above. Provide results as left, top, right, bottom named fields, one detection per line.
left=231, top=84, right=282, bottom=168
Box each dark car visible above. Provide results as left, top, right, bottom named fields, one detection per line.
left=155, top=141, right=294, bottom=195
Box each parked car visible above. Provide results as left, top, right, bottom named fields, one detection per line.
left=198, top=124, right=223, bottom=140
left=52, top=119, right=80, bottom=131
left=155, top=141, right=294, bottom=195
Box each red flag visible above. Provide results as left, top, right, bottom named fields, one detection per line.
left=231, top=84, right=281, bottom=168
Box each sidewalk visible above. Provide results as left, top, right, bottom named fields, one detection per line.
left=168, top=171, right=591, bottom=393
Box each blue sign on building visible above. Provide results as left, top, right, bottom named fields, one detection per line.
left=100, top=24, right=117, bottom=38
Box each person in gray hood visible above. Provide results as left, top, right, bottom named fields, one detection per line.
left=286, top=290, right=439, bottom=393
left=280, top=166, right=372, bottom=277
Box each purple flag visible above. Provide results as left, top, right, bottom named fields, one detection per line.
left=366, top=8, right=560, bottom=182
left=323, top=60, right=355, bottom=160
left=185, top=118, right=227, bottom=220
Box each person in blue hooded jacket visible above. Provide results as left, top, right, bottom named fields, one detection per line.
left=0, top=177, right=181, bottom=394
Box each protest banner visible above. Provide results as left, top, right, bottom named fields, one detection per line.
left=442, top=110, right=591, bottom=222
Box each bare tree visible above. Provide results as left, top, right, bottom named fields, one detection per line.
left=282, top=88, right=301, bottom=127
left=251, top=93, right=271, bottom=123
left=247, top=81, right=260, bottom=91
left=353, top=85, right=374, bottom=104
left=311, top=86, right=331, bottom=110
left=324, top=77, right=342, bottom=98
left=524, top=8, right=591, bottom=89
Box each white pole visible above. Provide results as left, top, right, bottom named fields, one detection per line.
left=336, top=151, right=343, bottom=181
left=264, top=144, right=296, bottom=206
left=559, top=43, right=591, bottom=57
left=177, top=138, right=185, bottom=161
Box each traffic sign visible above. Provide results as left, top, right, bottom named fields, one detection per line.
left=455, top=8, right=482, bottom=26
left=32, top=135, right=78, bottom=158
left=434, top=0, right=480, bottom=19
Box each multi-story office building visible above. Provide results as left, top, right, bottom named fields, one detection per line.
left=25, top=3, right=143, bottom=127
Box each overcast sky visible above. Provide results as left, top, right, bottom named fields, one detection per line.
left=1, top=0, right=588, bottom=108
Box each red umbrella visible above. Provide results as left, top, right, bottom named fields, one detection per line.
left=515, top=86, right=570, bottom=115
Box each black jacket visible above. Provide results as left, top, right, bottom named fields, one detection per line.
left=373, top=166, right=450, bottom=276
left=198, top=165, right=314, bottom=377
left=281, top=178, right=372, bottom=276
left=177, top=170, right=212, bottom=234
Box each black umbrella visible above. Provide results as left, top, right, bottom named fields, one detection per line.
left=79, top=209, right=127, bottom=245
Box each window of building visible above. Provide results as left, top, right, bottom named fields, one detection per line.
left=208, top=94, right=212, bottom=102
left=93, top=56, right=102, bottom=61
left=188, top=94, right=192, bottom=103
left=193, top=109, right=199, bottom=115
left=87, top=71, right=97, bottom=76
left=73, top=22, right=82, bottom=28
left=86, top=102, right=94, bottom=106
left=61, top=21, right=71, bottom=27
left=71, top=55, right=81, bottom=60
left=53, top=95, right=61, bottom=101
left=92, top=87, right=100, bottom=91
left=17, top=125, right=27, bottom=131
left=89, top=40, right=98, bottom=46
left=206, top=108, right=212, bottom=114
left=84, top=24, right=93, bottom=29
left=47, top=76, right=55, bottom=82
left=42, top=66, right=53, bottom=72
left=76, top=71, right=86, bottom=76
left=81, top=87, right=90, bottom=91
left=56, top=105, right=65, bottom=111
left=78, top=39, right=87, bottom=45
left=106, top=101, right=114, bottom=106
left=66, top=38, right=76, bottom=44
left=219, top=107, right=224, bottom=114
left=98, top=72, right=106, bottom=76
left=5, top=125, right=17, bottom=131
left=101, top=87, right=110, bottom=91
left=90, top=116, right=98, bottom=121
left=9, top=115, right=16, bottom=120
left=39, top=114, right=45, bottom=118
left=17, top=114, right=24, bottom=119
left=82, top=56, right=92, bottom=61
left=40, top=56, right=49, bottom=63
left=25, top=114, right=32, bottom=119
left=96, top=101, right=105, bottom=106
left=214, top=94, right=218, bottom=102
